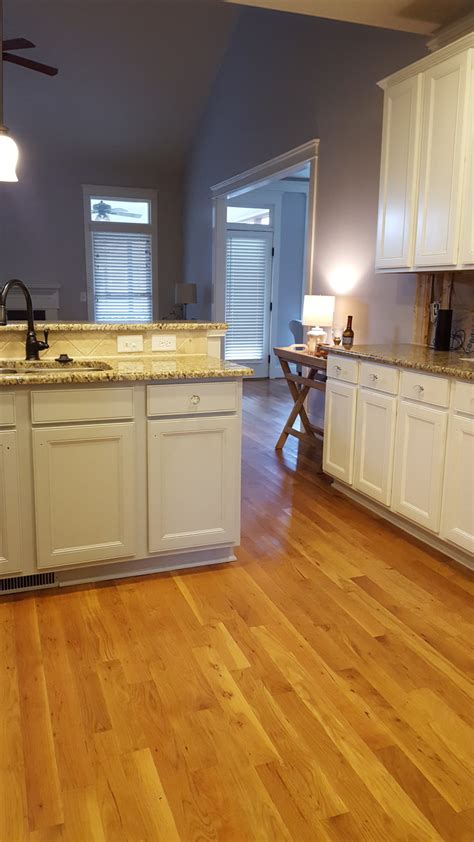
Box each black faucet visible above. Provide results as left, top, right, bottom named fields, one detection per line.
left=0, top=279, right=49, bottom=360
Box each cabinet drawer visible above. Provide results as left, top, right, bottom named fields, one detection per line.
left=360, top=362, right=399, bottom=395
left=327, top=355, right=359, bottom=384
left=453, top=380, right=474, bottom=416
left=0, top=393, right=15, bottom=427
left=147, top=381, right=238, bottom=417
left=400, top=370, right=450, bottom=407
left=31, top=387, right=135, bottom=423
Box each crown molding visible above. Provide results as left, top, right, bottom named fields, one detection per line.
left=427, top=12, right=474, bottom=52
left=377, top=31, right=474, bottom=90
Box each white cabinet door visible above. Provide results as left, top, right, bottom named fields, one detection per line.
left=33, top=423, right=136, bottom=569
left=148, top=415, right=240, bottom=553
left=441, top=414, right=474, bottom=554
left=354, top=389, right=397, bottom=506
left=323, top=380, right=357, bottom=485
left=461, top=56, right=474, bottom=266
left=0, top=431, right=22, bottom=576
left=376, top=74, right=422, bottom=269
left=415, top=51, right=469, bottom=267
left=392, top=401, right=448, bottom=532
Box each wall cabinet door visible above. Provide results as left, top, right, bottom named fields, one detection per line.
left=441, top=414, right=474, bottom=554
left=461, top=57, right=474, bottom=266
left=354, top=389, right=397, bottom=506
left=415, top=51, right=469, bottom=267
left=392, top=401, right=448, bottom=532
left=148, top=415, right=240, bottom=553
left=33, top=423, right=136, bottom=568
left=376, top=74, right=422, bottom=269
left=323, top=380, right=357, bottom=485
left=0, top=431, right=22, bottom=576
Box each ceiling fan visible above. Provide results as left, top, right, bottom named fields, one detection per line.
left=2, top=37, right=58, bottom=77
left=93, top=201, right=142, bottom=221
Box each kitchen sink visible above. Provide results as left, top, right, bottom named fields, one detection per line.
left=0, top=360, right=112, bottom=376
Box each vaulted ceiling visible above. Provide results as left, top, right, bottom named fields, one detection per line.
left=224, top=0, right=473, bottom=35
left=3, top=0, right=237, bottom=172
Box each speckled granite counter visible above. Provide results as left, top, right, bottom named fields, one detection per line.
left=329, top=344, right=474, bottom=381
left=0, top=356, right=252, bottom=387
left=0, top=321, right=227, bottom=332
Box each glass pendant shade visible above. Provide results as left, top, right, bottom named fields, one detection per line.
left=0, top=129, right=19, bottom=182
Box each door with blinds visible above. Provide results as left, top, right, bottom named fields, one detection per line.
left=225, top=230, right=274, bottom=378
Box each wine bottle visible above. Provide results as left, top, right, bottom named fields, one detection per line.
left=342, top=315, right=354, bottom=349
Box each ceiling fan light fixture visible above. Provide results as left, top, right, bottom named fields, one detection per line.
left=0, top=126, right=19, bottom=182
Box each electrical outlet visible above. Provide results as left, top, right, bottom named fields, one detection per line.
left=80, top=291, right=87, bottom=303
left=152, top=334, right=177, bottom=352
left=117, top=335, right=144, bottom=353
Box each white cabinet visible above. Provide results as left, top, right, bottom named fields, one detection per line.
left=376, top=74, right=422, bottom=269
left=33, top=423, right=136, bottom=568
left=354, top=389, right=397, bottom=506
left=323, top=380, right=357, bottom=484
left=441, top=414, right=474, bottom=553
left=415, top=51, right=469, bottom=267
left=0, top=431, right=22, bottom=575
left=392, top=400, right=448, bottom=532
left=148, top=415, right=240, bottom=553
left=376, top=35, right=473, bottom=272
left=461, top=57, right=474, bottom=266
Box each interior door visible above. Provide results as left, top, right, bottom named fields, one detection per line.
left=224, top=229, right=274, bottom=378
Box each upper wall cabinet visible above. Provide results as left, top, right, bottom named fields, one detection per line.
left=376, top=74, right=422, bottom=269
left=376, top=34, right=474, bottom=272
left=461, top=57, right=474, bottom=265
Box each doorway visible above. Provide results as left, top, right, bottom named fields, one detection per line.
left=211, top=140, right=319, bottom=378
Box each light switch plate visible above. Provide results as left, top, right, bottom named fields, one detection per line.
left=117, top=335, right=144, bottom=353
left=152, top=334, right=177, bottom=352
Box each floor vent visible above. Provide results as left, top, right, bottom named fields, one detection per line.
left=0, top=572, right=56, bottom=594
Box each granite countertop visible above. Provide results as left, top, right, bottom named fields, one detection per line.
left=0, top=356, right=252, bottom=387
left=328, top=344, right=474, bottom=381
left=0, top=321, right=227, bottom=333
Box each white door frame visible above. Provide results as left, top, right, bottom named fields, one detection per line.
left=211, top=140, right=320, bottom=363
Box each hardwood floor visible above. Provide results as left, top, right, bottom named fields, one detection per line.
left=1, top=378, right=473, bottom=842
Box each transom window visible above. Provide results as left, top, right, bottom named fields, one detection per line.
left=226, top=206, right=271, bottom=225
left=83, top=186, right=157, bottom=323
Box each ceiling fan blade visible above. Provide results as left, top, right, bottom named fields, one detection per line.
left=1, top=38, right=36, bottom=51
left=2, top=53, right=58, bottom=76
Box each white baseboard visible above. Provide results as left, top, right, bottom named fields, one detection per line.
left=56, top=546, right=236, bottom=587
left=332, top=482, right=473, bottom=571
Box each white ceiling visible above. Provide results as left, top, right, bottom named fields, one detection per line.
left=224, top=0, right=473, bottom=35
left=3, top=0, right=237, bottom=172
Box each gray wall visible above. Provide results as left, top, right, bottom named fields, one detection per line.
left=183, top=7, right=428, bottom=343
left=0, top=153, right=183, bottom=320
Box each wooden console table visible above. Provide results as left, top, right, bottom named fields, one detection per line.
left=273, top=346, right=327, bottom=451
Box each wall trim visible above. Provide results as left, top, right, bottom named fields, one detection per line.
left=211, top=139, right=319, bottom=199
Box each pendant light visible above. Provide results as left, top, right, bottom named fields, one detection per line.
left=0, top=0, right=19, bottom=182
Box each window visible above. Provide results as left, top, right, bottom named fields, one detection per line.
left=227, top=206, right=271, bottom=225
left=83, top=186, right=157, bottom=323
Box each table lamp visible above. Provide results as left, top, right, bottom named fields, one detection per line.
left=302, top=294, right=335, bottom=354
left=175, top=283, right=197, bottom=320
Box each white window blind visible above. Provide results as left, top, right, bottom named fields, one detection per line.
left=225, top=232, right=271, bottom=361
left=92, top=230, right=153, bottom=323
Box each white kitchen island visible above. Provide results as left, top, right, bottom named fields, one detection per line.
left=0, top=322, right=251, bottom=592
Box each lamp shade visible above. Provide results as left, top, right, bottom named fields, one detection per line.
left=302, top=294, right=335, bottom=327
left=175, top=283, right=197, bottom=305
left=0, top=129, right=19, bottom=182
